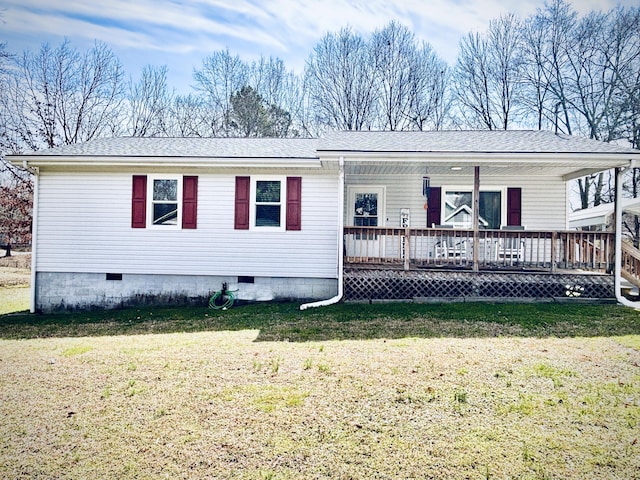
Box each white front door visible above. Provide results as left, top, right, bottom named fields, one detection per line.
left=346, top=186, right=385, bottom=258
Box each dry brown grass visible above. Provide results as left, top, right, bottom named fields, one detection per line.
left=0, top=255, right=31, bottom=314
left=0, top=254, right=31, bottom=288
left=0, top=253, right=31, bottom=272
left=1, top=325, right=638, bottom=479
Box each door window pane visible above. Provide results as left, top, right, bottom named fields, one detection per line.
left=354, top=193, right=378, bottom=226
left=480, top=192, right=501, bottom=229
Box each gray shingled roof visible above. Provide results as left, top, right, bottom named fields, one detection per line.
left=31, top=137, right=319, bottom=158
left=16, top=131, right=639, bottom=161
left=319, top=130, right=638, bottom=155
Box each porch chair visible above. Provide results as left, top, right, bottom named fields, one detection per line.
left=496, top=225, right=525, bottom=264
left=433, top=225, right=470, bottom=260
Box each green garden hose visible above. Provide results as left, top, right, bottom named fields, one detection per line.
left=209, top=283, right=237, bottom=309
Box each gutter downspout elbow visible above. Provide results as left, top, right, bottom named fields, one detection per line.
left=614, top=165, right=640, bottom=309
left=301, top=156, right=345, bottom=310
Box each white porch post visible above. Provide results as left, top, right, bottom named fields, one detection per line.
left=473, top=166, right=480, bottom=272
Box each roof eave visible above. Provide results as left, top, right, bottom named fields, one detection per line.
left=10, top=155, right=322, bottom=169
left=319, top=150, right=635, bottom=167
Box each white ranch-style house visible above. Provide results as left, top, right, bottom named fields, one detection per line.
left=9, top=130, right=640, bottom=313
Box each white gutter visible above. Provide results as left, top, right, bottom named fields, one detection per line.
left=614, top=165, right=640, bottom=309
left=300, top=156, right=345, bottom=310
left=27, top=163, right=39, bottom=313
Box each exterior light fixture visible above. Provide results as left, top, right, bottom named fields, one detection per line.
left=451, top=166, right=463, bottom=171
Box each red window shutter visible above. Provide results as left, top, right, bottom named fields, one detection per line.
left=182, top=176, right=198, bottom=229
left=131, top=175, right=147, bottom=228
left=234, top=176, right=250, bottom=230
left=286, top=177, right=302, bottom=231
left=507, top=187, right=522, bottom=226
left=427, top=187, right=441, bottom=227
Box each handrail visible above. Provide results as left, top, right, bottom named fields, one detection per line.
left=621, top=241, right=640, bottom=288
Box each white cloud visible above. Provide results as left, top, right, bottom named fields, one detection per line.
left=2, top=0, right=634, bottom=90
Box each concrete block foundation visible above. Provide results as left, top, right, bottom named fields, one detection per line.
left=35, top=272, right=338, bottom=313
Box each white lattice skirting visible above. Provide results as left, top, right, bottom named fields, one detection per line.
left=344, top=269, right=614, bottom=301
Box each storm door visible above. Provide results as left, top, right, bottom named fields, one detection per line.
left=346, top=187, right=385, bottom=258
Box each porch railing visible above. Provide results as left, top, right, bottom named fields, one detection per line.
left=621, top=241, right=640, bottom=287
left=344, top=227, right=614, bottom=273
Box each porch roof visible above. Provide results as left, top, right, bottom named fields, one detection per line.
left=320, top=130, right=637, bottom=155
left=319, top=130, right=639, bottom=179
left=569, top=197, right=640, bottom=229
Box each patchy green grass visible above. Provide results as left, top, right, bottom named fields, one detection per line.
left=1, top=301, right=640, bottom=341
left=0, top=301, right=639, bottom=478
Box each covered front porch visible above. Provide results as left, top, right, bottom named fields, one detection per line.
left=316, top=131, right=639, bottom=303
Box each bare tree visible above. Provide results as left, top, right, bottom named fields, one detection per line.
left=531, top=0, right=578, bottom=135
left=561, top=8, right=639, bottom=207
left=370, top=21, right=417, bottom=130
left=164, top=94, right=209, bottom=137
left=603, top=7, right=640, bottom=149
left=193, top=49, right=248, bottom=136
left=406, top=43, right=451, bottom=131
left=304, top=27, right=377, bottom=131
left=521, top=14, right=555, bottom=130
left=250, top=56, right=288, bottom=109
left=453, top=14, right=524, bottom=130
left=453, top=32, right=493, bottom=129
left=126, top=65, right=172, bottom=137
left=2, top=40, right=124, bottom=152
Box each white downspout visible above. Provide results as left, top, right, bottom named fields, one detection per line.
left=27, top=163, right=39, bottom=313
left=300, top=156, right=345, bottom=310
left=614, top=165, right=640, bottom=309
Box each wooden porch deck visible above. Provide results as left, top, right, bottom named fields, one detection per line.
left=343, top=227, right=615, bottom=301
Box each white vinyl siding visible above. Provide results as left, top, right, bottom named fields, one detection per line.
left=344, top=173, right=567, bottom=230
left=35, top=171, right=339, bottom=278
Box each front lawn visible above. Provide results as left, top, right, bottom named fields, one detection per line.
left=0, top=302, right=639, bottom=479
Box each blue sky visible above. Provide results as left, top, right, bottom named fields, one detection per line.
left=1, top=0, right=634, bottom=94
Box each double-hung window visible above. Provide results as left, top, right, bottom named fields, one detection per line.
left=253, top=178, right=284, bottom=228
left=150, top=177, right=181, bottom=227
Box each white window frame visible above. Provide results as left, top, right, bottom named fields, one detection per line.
left=441, top=185, right=507, bottom=229
left=147, top=174, right=183, bottom=229
left=250, top=176, right=286, bottom=231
